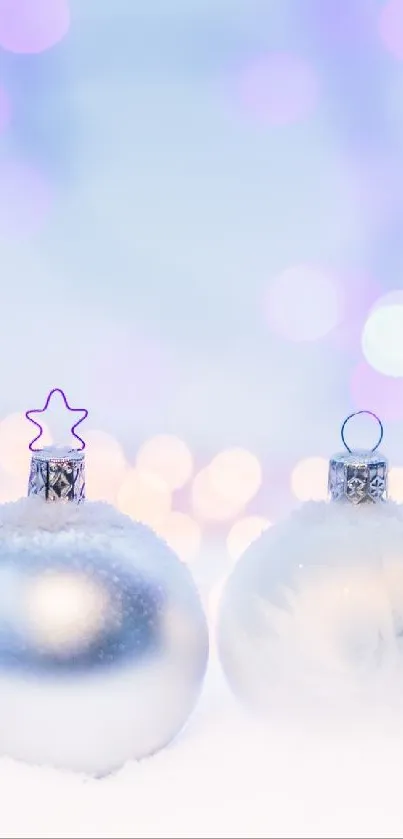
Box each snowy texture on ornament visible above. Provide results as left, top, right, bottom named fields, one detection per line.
left=217, top=500, right=403, bottom=714
left=0, top=497, right=208, bottom=775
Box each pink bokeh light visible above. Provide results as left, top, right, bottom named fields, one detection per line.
left=350, top=361, right=403, bottom=422
left=238, top=51, right=319, bottom=126
left=0, top=161, right=53, bottom=237
left=379, top=0, right=403, bottom=60
left=0, top=87, right=11, bottom=133
left=0, top=0, right=70, bottom=54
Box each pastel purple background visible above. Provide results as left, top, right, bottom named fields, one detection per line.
left=0, top=0, right=403, bottom=544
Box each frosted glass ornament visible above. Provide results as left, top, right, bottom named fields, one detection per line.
left=217, top=411, right=403, bottom=714
left=0, top=389, right=208, bottom=775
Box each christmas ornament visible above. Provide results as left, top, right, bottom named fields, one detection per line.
left=217, top=411, right=403, bottom=714
left=0, top=389, right=208, bottom=775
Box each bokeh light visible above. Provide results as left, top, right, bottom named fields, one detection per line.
left=0, top=161, right=53, bottom=238
left=117, top=468, right=171, bottom=530
left=0, top=0, right=70, bottom=54
left=208, top=448, right=262, bottom=507
left=0, top=413, right=52, bottom=482
left=227, top=516, right=271, bottom=563
left=361, top=301, right=403, bottom=376
left=265, top=265, right=341, bottom=342
left=136, top=435, right=193, bottom=491
left=350, top=361, right=403, bottom=421
left=379, top=0, right=403, bottom=60
left=191, top=468, right=247, bottom=522
left=238, top=51, right=319, bottom=125
left=389, top=467, right=403, bottom=502
left=291, top=456, right=328, bottom=501
left=0, top=87, right=11, bottom=133
left=85, top=430, right=128, bottom=503
left=156, top=511, right=201, bottom=563
left=0, top=470, right=27, bottom=503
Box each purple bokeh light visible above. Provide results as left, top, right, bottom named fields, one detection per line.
left=308, top=0, right=377, bottom=46
left=238, top=51, right=319, bottom=126
left=350, top=361, right=403, bottom=422
left=379, top=0, right=403, bottom=60
left=0, top=87, right=11, bottom=133
left=0, top=161, right=53, bottom=238
left=0, top=0, right=70, bottom=54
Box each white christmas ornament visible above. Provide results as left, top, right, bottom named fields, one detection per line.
left=217, top=411, right=403, bottom=714
left=0, top=389, right=208, bottom=776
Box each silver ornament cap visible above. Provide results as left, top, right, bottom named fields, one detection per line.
left=328, top=410, right=388, bottom=505
left=28, top=446, right=85, bottom=504
left=25, top=388, right=88, bottom=505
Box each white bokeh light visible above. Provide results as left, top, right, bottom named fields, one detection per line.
left=117, top=468, right=172, bottom=530
left=361, top=303, right=403, bottom=377
left=191, top=468, right=246, bottom=522
left=156, top=511, right=202, bottom=563
left=0, top=413, right=52, bottom=481
left=389, top=467, right=403, bottom=502
left=208, top=448, right=262, bottom=507
left=85, top=430, right=127, bottom=503
left=265, top=265, right=341, bottom=342
left=136, top=435, right=193, bottom=491
left=291, top=457, right=329, bottom=502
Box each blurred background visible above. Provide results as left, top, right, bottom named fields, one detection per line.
left=1, top=0, right=403, bottom=612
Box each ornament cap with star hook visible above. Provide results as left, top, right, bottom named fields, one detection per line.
left=25, top=388, right=88, bottom=505
left=328, top=409, right=388, bottom=505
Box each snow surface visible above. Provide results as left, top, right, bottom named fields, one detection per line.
left=1, top=655, right=403, bottom=839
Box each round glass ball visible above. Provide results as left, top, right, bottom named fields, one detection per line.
left=217, top=501, right=403, bottom=714
left=0, top=497, right=209, bottom=775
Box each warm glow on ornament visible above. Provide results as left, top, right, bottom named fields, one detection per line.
left=24, top=571, right=116, bottom=655
left=136, top=435, right=193, bottom=490
left=217, top=411, right=403, bottom=714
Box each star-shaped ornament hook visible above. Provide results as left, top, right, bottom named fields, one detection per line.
left=25, top=388, right=88, bottom=452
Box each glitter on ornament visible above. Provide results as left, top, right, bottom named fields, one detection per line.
left=217, top=411, right=403, bottom=716
left=0, top=388, right=208, bottom=776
